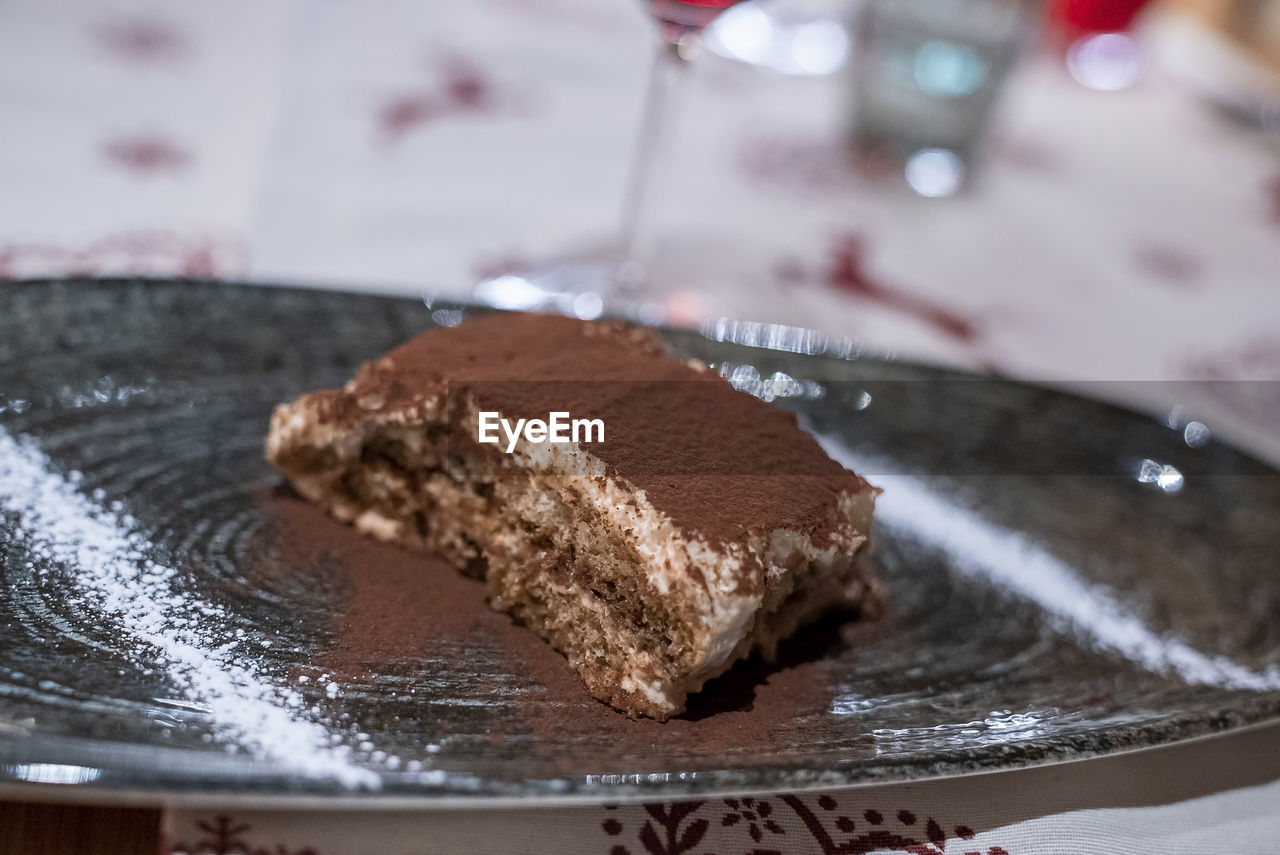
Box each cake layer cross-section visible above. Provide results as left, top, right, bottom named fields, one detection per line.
left=265, top=312, right=878, bottom=720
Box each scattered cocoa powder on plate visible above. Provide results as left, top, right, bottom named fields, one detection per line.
left=260, top=487, right=853, bottom=760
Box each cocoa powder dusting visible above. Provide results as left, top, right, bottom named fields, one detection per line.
left=262, top=489, right=845, bottom=754
left=321, top=312, right=872, bottom=548
left=266, top=490, right=495, bottom=672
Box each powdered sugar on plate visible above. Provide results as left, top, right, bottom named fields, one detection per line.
left=0, top=426, right=380, bottom=789
left=819, top=436, right=1280, bottom=693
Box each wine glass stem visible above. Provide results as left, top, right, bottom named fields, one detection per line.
left=618, top=40, right=688, bottom=283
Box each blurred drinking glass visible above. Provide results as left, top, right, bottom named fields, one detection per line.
left=849, top=0, right=1039, bottom=197
left=473, top=0, right=748, bottom=322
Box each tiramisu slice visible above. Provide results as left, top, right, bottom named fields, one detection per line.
left=266, top=312, right=878, bottom=720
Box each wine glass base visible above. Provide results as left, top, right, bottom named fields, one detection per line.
left=471, top=249, right=727, bottom=327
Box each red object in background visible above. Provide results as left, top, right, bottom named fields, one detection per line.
left=101, top=135, right=191, bottom=174
left=1048, top=0, right=1150, bottom=36
left=645, top=0, right=744, bottom=40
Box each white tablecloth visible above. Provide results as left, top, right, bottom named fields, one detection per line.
left=2, top=1, right=1278, bottom=852
left=2, top=0, right=1277, bottom=378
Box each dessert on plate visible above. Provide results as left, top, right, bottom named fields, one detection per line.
left=265, top=312, right=878, bottom=719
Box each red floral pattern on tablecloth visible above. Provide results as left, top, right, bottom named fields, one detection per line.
left=93, top=16, right=190, bottom=64
left=1132, top=243, right=1201, bottom=288
left=168, top=815, right=315, bottom=855
left=166, top=799, right=1013, bottom=855
left=824, top=234, right=979, bottom=344
left=772, top=233, right=981, bottom=346
left=101, top=134, right=192, bottom=175
left=1266, top=175, right=1280, bottom=225
left=599, top=796, right=1012, bottom=855
left=377, top=54, right=522, bottom=145
left=0, top=231, right=245, bottom=280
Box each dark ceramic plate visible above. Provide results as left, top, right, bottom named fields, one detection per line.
left=1, top=279, right=1278, bottom=803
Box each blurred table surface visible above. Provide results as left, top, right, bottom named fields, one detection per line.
left=1, top=0, right=1279, bottom=852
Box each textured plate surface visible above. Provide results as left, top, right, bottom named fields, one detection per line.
left=0, top=279, right=1278, bottom=802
